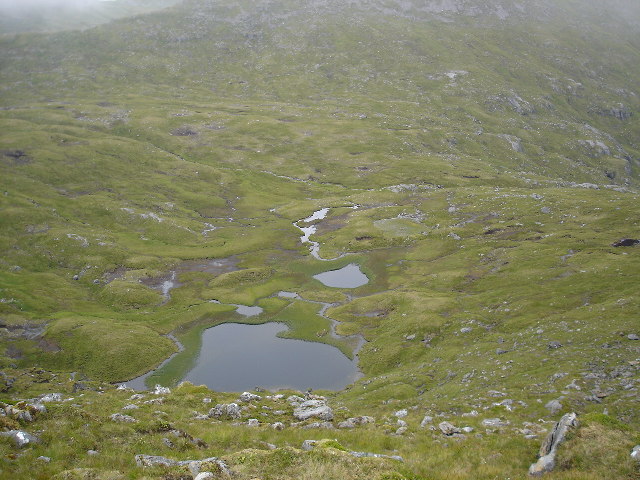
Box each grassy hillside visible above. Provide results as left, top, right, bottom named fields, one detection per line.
left=0, top=1, right=639, bottom=478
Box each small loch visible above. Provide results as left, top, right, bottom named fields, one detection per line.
left=313, top=263, right=369, bottom=288
left=182, top=322, right=360, bottom=391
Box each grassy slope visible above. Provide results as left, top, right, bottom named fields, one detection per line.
left=0, top=1, right=639, bottom=478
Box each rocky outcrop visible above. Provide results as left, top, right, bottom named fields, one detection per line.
left=0, top=430, right=40, bottom=448
left=293, top=399, right=334, bottom=421
left=529, top=412, right=578, bottom=476
left=135, top=454, right=231, bottom=477
left=208, top=403, right=241, bottom=420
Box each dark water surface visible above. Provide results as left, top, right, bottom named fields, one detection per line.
left=182, top=322, right=360, bottom=391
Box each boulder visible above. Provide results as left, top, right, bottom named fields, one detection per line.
left=153, top=385, right=170, bottom=395
left=0, top=430, right=40, bottom=448
left=481, top=418, right=510, bottom=428
left=208, top=403, right=241, bottom=420
left=420, top=415, right=433, bottom=427
left=293, top=400, right=334, bottom=421
left=545, top=400, right=562, bottom=415
left=438, top=421, right=460, bottom=436
left=110, top=413, right=137, bottom=423
left=239, top=392, right=261, bottom=402
left=528, top=412, right=578, bottom=476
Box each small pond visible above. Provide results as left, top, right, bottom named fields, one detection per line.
left=182, top=323, right=360, bottom=391
left=313, top=263, right=369, bottom=288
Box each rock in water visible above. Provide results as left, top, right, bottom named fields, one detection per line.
left=529, top=412, right=578, bottom=476
left=293, top=400, right=334, bottom=421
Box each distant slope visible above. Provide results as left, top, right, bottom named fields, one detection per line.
left=0, top=0, right=180, bottom=34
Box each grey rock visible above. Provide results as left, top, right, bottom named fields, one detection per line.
left=37, top=456, right=51, bottom=463
left=194, top=473, right=215, bottom=480
left=496, top=348, right=509, bottom=355
left=338, top=419, right=357, bottom=429
left=271, top=422, right=285, bottom=431
left=122, top=404, right=139, bottom=410
left=38, top=393, right=63, bottom=403
left=529, top=412, right=578, bottom=476
left=0, top=430, right=40, bottom=448
left=162, top=438, right=175, bottom=448
left=209, top=403, right=241, bottom=420
left=293, top=400, right=334, bottom=421
left=287, top=395, right=305, bottom=406
left=545, top=400, right=562, bottom=415
left=397, top=419, right=408, bottom=428
left=87, top=449, right=99, bottom=456
left=239, top=392, right=262, bottom=402
left=153, top=385, right=170, bottom=395
left=301, top=440, right=317, bottom=451
left=350, top=451, right=403, bottom=462
left=631, top=445, right=640, bottom=461
left=628, top=334, right=639, bottom=341
left=247, top=419, right=259, bottom=427
left=462, top=427, right=474, bottom=433
left=438, top=421, right=460, bottom=436
left=548, top=341, right=563, bottom=349
left=460, top=327, right=472, bottom=334
left=110, top=413, right=137, bottom=423
left=540, top=207, right=551, bottom=214
left=302, top=421, right=334, bottom=429
left=135, top=454, right=229, bottom=476
left=395, top=426, right=408, bottom=435
left=420, top=415, right=434, bottom=427
left=482, top=418, right=510, bottom=428
left=394, top=409, right=408, bottom=418
left=135, top=454, right=176, bottom=467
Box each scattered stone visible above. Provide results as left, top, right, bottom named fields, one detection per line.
left=134, top=454, right=230, bottom=477
left=394, top=409, right=408, bottom=418
left=239, top=392, right=261, bottom=402
left=0, top=430, right=40, bottom=448
left=540, top=207, right=551, bottom=214
left=545, top=400, right=562, bottom=415
left=122, top=404, right=139, bottom=410
left=271, top=422, right=285, bottom=431
left=287, top=395, right=305, bottom=406
left=293, top=400, right=334, bottom=421
left=87, top=450, right=99, bottom=456
left=462, top=427, right=474, bottom=433
left=438, top=421, right=460, bottom=436
left=153, top=385, right=170, bottom=395
left=162, top=438, right=175, bottom=448
left=528, top=412, right=578, bottom=476
left=420, top=415, right=433, bottom=427
left=37, top=456, right=51, bottom=463
left=612, top=238, right=639, bottom=247
left=129, top=394, right=145, bottom=401
left=481, top=418, right=510, bottom=428
left=548, top=341, right=563, bottom=350
left=628, top=334, right=639, bottom=341
left=194, top=473, right=215, bottom=480
left=302, top=421, right=334, bottom=429
left=350, top=451, right=404, bottom=462
left=110, top=413, right=137, bottom=423
left=631, top=445, right=640, bottom=461
left=247, top=419, right=259, bottom=427
left=460, top=327, right=472, bottom=334
left=38, top=393, right=63, bottom=403
left=203, top=397, right=212, bottom=404
left=209, top=403, right=241, bottom=420
left=397, top=419, right=408, bottom=428
left=301, top=440, right=317, bottom=451
left=496, top=348, right=509, bottom=355
left=395, top=426, right=408, bottom=435
left=405, top=334, right=416, bottom=340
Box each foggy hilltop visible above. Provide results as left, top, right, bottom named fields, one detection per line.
left=0, top=1, right=639, bottom=479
